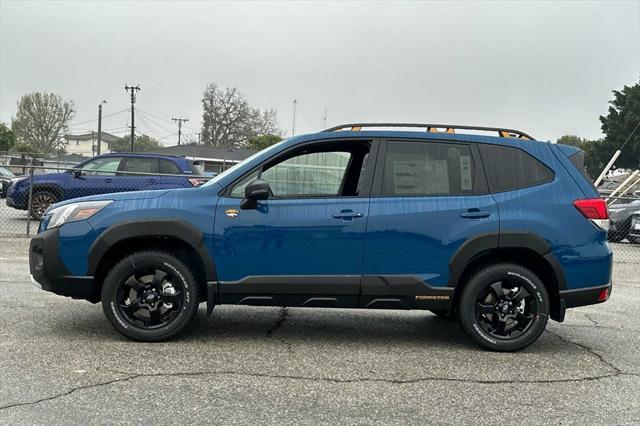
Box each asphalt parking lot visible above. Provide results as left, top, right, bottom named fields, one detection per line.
left=0, top=237, right=639, bottom=424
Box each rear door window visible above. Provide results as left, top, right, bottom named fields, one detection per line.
left=382, top=141, right=476, bottom=196
left=122, top=157, right=159, bottom=174
left=479, top=144, right=554, bottom=193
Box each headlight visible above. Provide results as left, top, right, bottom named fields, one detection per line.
left=47, top=200, right=113, bottom=229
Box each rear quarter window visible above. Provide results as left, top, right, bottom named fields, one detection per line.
left=479, top=144, right=554, bottom=193
left=159, top=159, right=182, bottom=175
left=568, top=150, right=598, bottom=191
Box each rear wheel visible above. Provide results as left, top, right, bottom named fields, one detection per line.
left=101, top=250, right=200, bottom=341
left=30, top=190, right=58, bottom=220
left=458, top=263, right=549, bottom=351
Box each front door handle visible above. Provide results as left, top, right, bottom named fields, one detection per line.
left=460, top=209, right=490, bottom=219
left=332, top=209, right=364, bottom=220
left=104, top=178, right=113, bottom=184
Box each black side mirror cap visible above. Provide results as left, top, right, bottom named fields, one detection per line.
left=241, top=179, right=270, bottom=209
left=245, top=179, right=270, bottom=200
left=72, top=169, right=82, bottom=178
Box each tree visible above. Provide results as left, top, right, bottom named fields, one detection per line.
left=247, top=134, right=283, bottom=150
left=11, top=92, right=75, bottom=154
left=556, top=135, right=587, bottom=148
left=201, top=83, right=280, bottom=148
left=110, top=134, right=161, bottom=153
left=599, top=83, right=640, bottom=170
left=0, top=123, right=16, bottom=152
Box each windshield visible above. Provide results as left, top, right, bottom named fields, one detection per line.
left=201, top=140, right=287, bottom=188
left=0, top=166, right=14, bottom=177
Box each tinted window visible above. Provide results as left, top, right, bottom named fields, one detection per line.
left=569, top=150, right=597, bottom=191
left=80, top=157, right=122, bottom=176
left=479, top=144, right=554, bottom=193
left=159, top=159, right=182, bottom=175
left=382, top=142, right=475, bottom=196
left=123, top=157, right=158, bottom=174
left=261, top=151, right=351, bottom=197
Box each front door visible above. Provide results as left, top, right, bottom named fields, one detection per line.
left=213, top=139, right=376, bottom=303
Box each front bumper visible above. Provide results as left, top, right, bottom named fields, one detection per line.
left=29, top=228, right=96, bottom=301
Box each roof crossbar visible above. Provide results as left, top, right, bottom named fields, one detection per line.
left=324, top=123, right=534, bottom=140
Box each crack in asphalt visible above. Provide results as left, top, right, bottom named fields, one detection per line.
left=265, top=306, right=292, bottom=352
left=266, top=307, right=289, bottom=337
left=2, top=328, right=639, bottom=412
left=1, top=367, right=638, bottom=412
left=544, top=329, right=622, bottom=375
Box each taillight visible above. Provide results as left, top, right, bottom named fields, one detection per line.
left=573, top=198, right=609, bottom=230
left=188, top=178, right=206, bottom=187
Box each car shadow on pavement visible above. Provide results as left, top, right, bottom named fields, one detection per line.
left=44, top=304, right=502, bottom=351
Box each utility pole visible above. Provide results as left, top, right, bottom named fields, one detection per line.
left=291, top=99, right=297, bottom=136
left=124, top=85, right=140, bottom=152
left=172, top=118, right=189, bottom=146
left=97, top=100, right=106, bottom=155
left=195, top=132, right=201, bottom=145
left=321, top=107, right=327, bottom=130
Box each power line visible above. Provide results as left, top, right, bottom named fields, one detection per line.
left=137, top=110, right=176, bottom=134
left=172, top=117, right=189, bottom=146
left=68, top=109, right=128, bottom=127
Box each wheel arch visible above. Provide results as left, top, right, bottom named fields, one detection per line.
left=449, top=232, right=566, bottom=322
left=31, top=183, right=65, bottom=200
left=87, top=220, right=216, bottom=302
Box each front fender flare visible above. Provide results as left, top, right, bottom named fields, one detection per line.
left=87, top=219, right=216, bottom=281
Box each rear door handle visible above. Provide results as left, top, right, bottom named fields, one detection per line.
left=460, top=209, right=490, bottom=219
left=104, top=178, right=113, bottom=184
left=147, top=178, right=157, bottom=184
left=332, top=209, right=364, bottom=220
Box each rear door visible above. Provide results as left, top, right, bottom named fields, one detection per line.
left=362, top=139, right=499, bottom=296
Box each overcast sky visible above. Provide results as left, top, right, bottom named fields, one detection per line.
left=1, top=0, right=639, bottom=145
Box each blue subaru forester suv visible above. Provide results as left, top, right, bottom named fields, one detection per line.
left=29, top=124, right=612, bottom=351
left=7, top=152, right=204, bottom=219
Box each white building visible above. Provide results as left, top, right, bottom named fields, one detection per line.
left=64, top=132, right=120, bottom=156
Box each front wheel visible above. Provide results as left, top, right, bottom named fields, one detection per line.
left=458, top=263, right=549, bottom=351
left=30, top=190, right=58, bottom=220
left=101, top=250, right=200, bottom=341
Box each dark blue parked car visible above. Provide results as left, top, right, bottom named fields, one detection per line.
left=29, top=124, right=613, bottom=351
left=7, top=153, right=204, bottom=219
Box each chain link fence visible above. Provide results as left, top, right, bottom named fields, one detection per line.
left=0, top=153, right=212, bottom=238
left=1, top=151, right=638, bottom=264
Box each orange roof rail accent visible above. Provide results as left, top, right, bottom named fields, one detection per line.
left=323, top=123, right=534, bottom=141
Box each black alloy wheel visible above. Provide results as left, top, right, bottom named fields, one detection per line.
left=474, top=279, right=537, bottom=340
left=459, top=263, right=549, bottom=351
left=102, top=251, right=200, bottom=341
left=116, top=267, right=185, bottom=329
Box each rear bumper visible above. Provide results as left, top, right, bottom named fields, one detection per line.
left=29, top=228, right=96, bottom=301
left=559, top=284, right=612, bottom=309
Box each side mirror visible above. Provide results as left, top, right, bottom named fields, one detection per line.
left=241, top=179, right=270, bottom=209
left=72, top=169, right=83, bottom=178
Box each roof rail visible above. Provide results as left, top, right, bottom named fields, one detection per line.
left=323, top=123, right=535, bottom=140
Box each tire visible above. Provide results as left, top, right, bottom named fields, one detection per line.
left=101, top=250, right=200, bottom=341
left=30, top=190, right=58, bottom=220
left=458, top=263, right=549, bottom=352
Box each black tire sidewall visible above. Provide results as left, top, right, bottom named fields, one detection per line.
left=101, top=251, right=199, bottom=341
left=459, top=264, right=550, bottom=352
